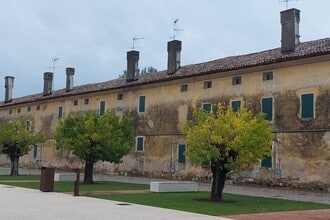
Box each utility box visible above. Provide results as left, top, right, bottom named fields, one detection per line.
left=40, top=167, right=55, bottom=192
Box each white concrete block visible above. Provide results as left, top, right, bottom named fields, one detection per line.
left=150, top=181, right=198, bottom=192
left=54, top=173, right=84, bottom=182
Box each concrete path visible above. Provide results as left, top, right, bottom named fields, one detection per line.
left=0, top=184, right=230, bottom=220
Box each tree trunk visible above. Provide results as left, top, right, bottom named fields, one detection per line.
left=210, top=163, right=227, bottom=202
left=10, top=156, right=19, bottom=176
left=83, top=159, right=94, bottom=184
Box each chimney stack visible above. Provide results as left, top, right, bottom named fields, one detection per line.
left=126, top=50, right=139, bottom=82
left=167, top=40, right=182, bottom=74
left=4, top=76, right=14, bottom=103
left=66, top=67, right=75, bottom=92
left=281, top=8, right=300, bottom=53
left=43, top=72, right=53, bottom=96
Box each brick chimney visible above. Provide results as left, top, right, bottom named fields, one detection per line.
left=281, top=8, right=300, bottom=53
left=43, top=72, right=53, bottom=96
left=126, top=50, right=139, bottom=82
left=4, top=76, right=14, bottom=103
left=66, top=67, right=75, bottom=92
left=167, top=40, right=182, bottom=74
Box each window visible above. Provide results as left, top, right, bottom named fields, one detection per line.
left=58, top=106, right=63, bottom=119
left=33, top=145, right=38, bottom=159
left=99, top=101, right=105, bottom=115
left=231, top=100, right=241, bottom=112
left=180, top=84, right=188, bottom=92
left=26, top=120, right=31, bottom=131
left=36, top=105, right=40, bottom=110
left=17, top=108, right=21, bottom=113
left=27, top=106, right=31, bottom=112
left=262, top=98, right=273, bottom=121
left=178, top=144, right=186, bottom=164
left=84, top=99, right=89, bottom=105
left=9, top=109, right=12, bottom=114
left=261, top=155, right=272, bottom=168
left=263, top=72, right=273, bottom=81
left=73, top=100, right=78, bottom=106
left=117, top=93, right=123, bottom=100
left=139, top=96, right=145, bottom=113
left=301, top=94, right=314, bottom=119
left=203, top=81, right=212, bottom=89
left=232, top=76, right=241, bottom=85
left=202, top=103, right=212, bottom=113
left=136, top=137, right=144, bottom=152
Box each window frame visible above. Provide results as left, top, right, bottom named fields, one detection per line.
left=300, top=93, right=314, bottom=119
left=180, top=84, right=188, bottom=92
left=263, top=71, right=274, bottom=81
left=230, top=99, right=241, bottom=112
left=232, top=76, right=242, bottom=85
left=139, top=96, right=146, bottom=113
left=136, top=136, right=144, bottom=152
left=261, top=97, right=273, bottom=121
left=58, top=106, right=63, bottom=119
left=203, top=81, right=212, bottom=89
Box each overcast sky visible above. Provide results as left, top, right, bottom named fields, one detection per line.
left=1, top=0, right=329, bottom=99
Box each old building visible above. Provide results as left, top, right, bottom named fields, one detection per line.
left=0, top=8, right=329, bottom=189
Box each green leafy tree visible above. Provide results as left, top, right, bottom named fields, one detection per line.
left=54, top=111, right=134, bottom=184
left=183, top=105, right=273, bottom=202
left=0, top=119, right=44, bottom=176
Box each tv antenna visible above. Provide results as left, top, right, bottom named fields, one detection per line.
left=279, top=0, right=300, bottom=9
left=171, top=18, right=184, bottom=40
left=51, top=57, right=59, bottom=73
left=131, top=36, right=145, bottom=50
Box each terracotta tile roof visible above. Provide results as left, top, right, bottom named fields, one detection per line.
left=1, top=38, right=330, bottom=107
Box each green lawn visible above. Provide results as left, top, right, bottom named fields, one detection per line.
left=0, top=180, right=149, bottom=192
left=92, top=192, right=330, bottom=216
left=0, top=175, right=40, bottom=180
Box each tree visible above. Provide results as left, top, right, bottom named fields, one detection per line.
left=182, top=105, right=274, bottom=202
left=0, top=119, right=44, bottom=176
left=54, top=111, right=134, bottom=184
left=119, top=66, right=158, bottom=78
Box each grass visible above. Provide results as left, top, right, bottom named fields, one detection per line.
left=92, top=192, right=330, bottom=216
left=0, top=175, right=40, bottom=180
left=0, top=180, right=149, bottom=192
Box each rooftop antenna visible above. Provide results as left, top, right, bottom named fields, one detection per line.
left=51, top=57, right=59, bottom=73
left=131, top=36, right=145, bottom=50
left=279, top=0, right=300, bottom=9
left=171, top=18, right=184, bottom=40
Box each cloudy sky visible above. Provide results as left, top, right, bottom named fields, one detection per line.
left=1, top=0, right=329, bottom=99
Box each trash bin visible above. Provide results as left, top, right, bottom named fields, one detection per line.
left=40, top=167, right=55, bottom=192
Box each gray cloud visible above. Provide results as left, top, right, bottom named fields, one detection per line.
left=0, top=0, right=329, bottom=98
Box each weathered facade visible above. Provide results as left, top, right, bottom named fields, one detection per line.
left=0, top=8, right=329, bottom=189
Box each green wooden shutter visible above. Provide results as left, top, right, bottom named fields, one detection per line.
left=58, top=106, right=63, bottom=119
left=178, top=144, right=186, bottom=164
left=26, top=120, right=31, bottom=130
left=262, top=98, right=273, bottom=121
left=99, top=101, right=105, bottom=115
left=202, top=103, right=212, bottom=113
left=137, top=137, right=144, bottom=151
left=261, top=156, right=272, bottom=168
left=301, top=94, right=314, bottom=118
left=33, top=145, right=37, bottom=159
left=231, top=100, right=241, bottom=112
left=139, top=96, right=145, bottom=112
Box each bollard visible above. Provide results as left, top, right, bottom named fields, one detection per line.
left=74, top=169, right=80, bottom=196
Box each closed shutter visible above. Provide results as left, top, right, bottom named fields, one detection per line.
left=139, top=96, right=145, bottom=112
left=301, top=94, right=314, bottom=118
left=178, top=144, right=186, bottom=164
left=137, top=137, right=144, bottom=151
left=262, top=98, right=273, bottom=121
left=202, top=103, right=212, bottom=113
left=99, top=101, right=105, bottom=115
left=231, top=100, right=241, bottom=112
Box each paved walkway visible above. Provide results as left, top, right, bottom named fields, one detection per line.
left=0, top=184, right=230, bottom=220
